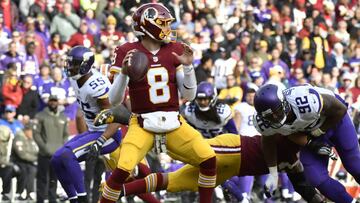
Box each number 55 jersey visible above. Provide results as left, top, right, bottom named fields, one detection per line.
left=111, top=41, right=184, bottom=114
left=254, top=84, right=335, bottom=136
left=69, top=69, right=111, bottom=131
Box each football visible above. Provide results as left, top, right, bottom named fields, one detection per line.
left=127, top=51, right=149, bottom=82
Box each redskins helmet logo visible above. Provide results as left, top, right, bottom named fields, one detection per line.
left=142, top=7, right=158, bottom=24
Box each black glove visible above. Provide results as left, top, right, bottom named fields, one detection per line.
left=306, top=139, right=338, bottom=160
left=87, top=135, right=107, bottom=160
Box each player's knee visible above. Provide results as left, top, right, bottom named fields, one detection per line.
left=200, top=156, right=216, bottom=170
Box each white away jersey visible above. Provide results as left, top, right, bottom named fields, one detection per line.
left=234, top=102, right=259, bottom=137
left=69, top=69, right=111, bottom=131
left=183, top=103, right=232, bottom=138
left=254, top=84, right=335, bottom=136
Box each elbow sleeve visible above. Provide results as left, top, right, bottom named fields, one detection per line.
left=109, top=73, right=129, bottom=106
left=181, top=65, right=197, bottom=101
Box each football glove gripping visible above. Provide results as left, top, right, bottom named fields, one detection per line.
left=94, top=109, right=114, bottom=126
left=264, top=166, right=278, bottom=198
left=88, top=135, right=107, bottom=160
left=306, top=139, right=338, bottom=160
left=93, top=105, right=131, bottom=126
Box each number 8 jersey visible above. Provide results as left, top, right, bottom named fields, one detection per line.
left=254, top=84, right=335, bottom=136
left=111, top=41, right=184, bottom=114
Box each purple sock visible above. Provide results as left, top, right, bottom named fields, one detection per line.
left=51, top=148, right=77, bottom=198
left=236, top=176, right=254, bottom=195
left=52, top=147, right=86, bottom=197
left=223, top=177, right=244, bottom=201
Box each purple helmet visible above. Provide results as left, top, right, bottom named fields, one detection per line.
left=254, top=84, right=290, bottom=128
left=195, top=82, right=217, bottom=111
left=65, top=46, right=94, bottom=80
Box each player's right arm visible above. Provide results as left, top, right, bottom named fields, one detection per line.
left=108, top=46, right=133, bottom=106
left=253, top=113, right=278, bottom=195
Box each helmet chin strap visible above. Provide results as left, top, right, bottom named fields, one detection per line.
left=198, top=106, right=210, bottom=111
left=71, top=74, right=82, bottom=80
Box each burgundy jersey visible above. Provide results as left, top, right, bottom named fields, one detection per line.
left=113, top=41, right=183, bottom=114
left=239, top=135, right=300, bottom=176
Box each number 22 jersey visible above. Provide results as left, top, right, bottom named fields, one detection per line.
left=254, top=84, right=335, bottom=136
left=111, top=41, right=184, bottom=114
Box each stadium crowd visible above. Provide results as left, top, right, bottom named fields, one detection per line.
left=0, top=0, right=359, bottom=202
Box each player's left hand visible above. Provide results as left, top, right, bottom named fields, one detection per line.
left=306, top=139, right=338, bottom=160
left=264, top=167, right=278, bottom=198
left=172, top=43, right=194, bottom=66
left=94, top=109, right=114, bottom=126
left=87, top=135, right=107, bottom=160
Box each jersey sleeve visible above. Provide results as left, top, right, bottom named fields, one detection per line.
left=219, top=104, right=233, bottom=124
left=110, top=44, right=128, bottom=74
left=253, top=112, right=276, bottom=136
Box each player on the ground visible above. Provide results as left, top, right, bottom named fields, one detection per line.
left=181, top=81, right=238, bottom=138
left=253, top=83, right=360, bottom=203
left=50, top=46, right=129, bottom=203
left=101, top=133, right=328, bottom=203
left=97, top=3, right=217, bottom=203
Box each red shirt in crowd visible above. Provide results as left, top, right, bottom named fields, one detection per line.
left=66, top=33, right=94, bottom=48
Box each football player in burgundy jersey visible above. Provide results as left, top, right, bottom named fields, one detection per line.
left=97, top=3, right=217, bottom=203
left=101, top=133, right=327, bottom=203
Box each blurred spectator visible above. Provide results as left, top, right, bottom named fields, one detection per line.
left=349, top=44, right=360, bottom=70
left=1, top=68, right=23, bottom=108
left=48, top=32, right=65, bottom=55
left=22, top=41, right=40, bottom=76
left=338, top=72, right=353, bottom=95
left=265, top=65, right=287, bottom=90
left=168, top=0, right=186, bottom=23
left=335, top=20, right=351, bottom=46
left=211, top=47, right=236, bottom=90
left=33, top=95, right=69, bottom=203
left=280, top=39, right=300, bottom=69
left=195, top=55, right=213, bottom=84
left=50, top=2, right=81, bottom=42
left=0, top=14, right=11, bottom=55
left=302, top=23, right=330, bottom=69
left=0, top=125, right=13, bottom=202
left=0, top=42, right=23, bottom=72
left=0, top=105, right=23, bottom=134
left=218, top=74, right=243, bottom=109
left=233, top=60, right=249, bottom=85
left=289, top=67, right=308, bottom=87
left=253, top=0, right=271, bottom=25
left=250, top=70, right=265, bottom=88
left=28, top=0, right=54, bottom=25
left=12, top=123, right=38, bottom=201
left=33, top=63, right=53, bottom=93
left=350, top=76, right=360, bottom=103
left=100, top=15, right=125, bottom=48
left=17, top=75, right=39, bottom=120
left=35, top=16, right=51, bottom=47
left=321, top=72, right=338, bottom=93
left=298, top=17, right=313, bottom=39
left=245, top=39, right=268, bottom=66
left=203, top=41, right=221, bottom=62
left=261, top=48, right=290, bottom=81
left=0, top=0, right=19, bottom=31
left=84, top=9, right=101, bottom=39
left=19, top=0, right=35, bottom=19
left=66, top=19, right=95, bottom=48
left=41, top=67, right=77, bottom=120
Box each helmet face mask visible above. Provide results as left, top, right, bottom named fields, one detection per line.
left=259, top=100, right=291, bottom=128
left=133, top=3, right=176, bottom=43
left=254, top=84, right=291, bottom=129
left=195, top=82, right=217, bottom=111
left=65, top=46, right=94, bottom=80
